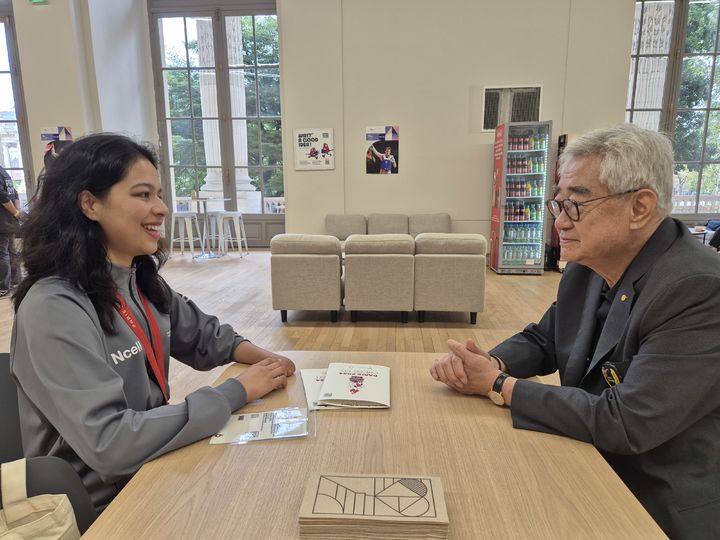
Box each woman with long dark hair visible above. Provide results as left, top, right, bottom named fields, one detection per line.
left=11, top=133, right=294, bottom=512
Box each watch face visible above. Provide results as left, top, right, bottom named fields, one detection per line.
left=488, top=391, right=505, bottom=406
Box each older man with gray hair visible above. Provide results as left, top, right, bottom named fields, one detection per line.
left=431, top=123, right=720, bottom=538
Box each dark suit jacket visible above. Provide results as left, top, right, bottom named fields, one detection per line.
left=491, top=218, right=720, bottom=539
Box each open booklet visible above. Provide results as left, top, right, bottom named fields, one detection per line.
left=302, top=363, right=390, bottom=409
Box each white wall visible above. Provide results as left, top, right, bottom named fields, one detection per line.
left=86, top=0, right=158, bottom=144
left=13, top=0, right=100, bottom=177
left=12, top=0, right=156, bottom=177
left=278, top=0, right=635, bottom=237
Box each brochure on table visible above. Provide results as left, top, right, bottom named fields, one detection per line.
left=310, top=363, right=390, bottom=409
left=301, top=369, right=343, bottom=411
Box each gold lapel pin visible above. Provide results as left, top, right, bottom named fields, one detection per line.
left=620, top=294, right=628, bottom=302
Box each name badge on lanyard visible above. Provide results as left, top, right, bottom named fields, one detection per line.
left=115, top=291, right=168, bottom=403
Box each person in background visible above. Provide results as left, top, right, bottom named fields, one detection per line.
left=0, top=164, right=21, bottom=297
left=430, top=123, right=720, bottom=539
left=11, top=133, right=295, bottom=513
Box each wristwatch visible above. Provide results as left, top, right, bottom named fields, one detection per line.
left=488, top=372, right=510, bottom=406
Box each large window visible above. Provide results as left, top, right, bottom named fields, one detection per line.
left=0, top=16, right=32, bottom=206
left=153, top=9, right=283, bottom=215
left=628, top=0, right=720, bottom=217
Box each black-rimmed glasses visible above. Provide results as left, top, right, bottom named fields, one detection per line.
left=545, top=189, right=640, bottom=222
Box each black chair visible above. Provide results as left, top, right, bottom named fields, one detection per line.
left=0, top=353, right=97, bottom=533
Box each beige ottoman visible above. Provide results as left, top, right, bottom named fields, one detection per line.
left=343, top=234, right=415, bottom=323
left=270, top=234, right=342, bottom=322
left=413, top=233, right=487, bottom=324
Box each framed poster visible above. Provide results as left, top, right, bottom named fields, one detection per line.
left=294, top=128, right=335, bottom=170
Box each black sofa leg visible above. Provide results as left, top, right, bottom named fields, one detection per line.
left=351, top=311, right=358, bottom=323
left=330, top=310, right=338, bottom=323
left=401, top=311, right=408, bottom=324
left=470, top=312, right=477, bottom=325
left=418, top=311, right=425, bottom=323
left=280, top=310, right=287, bottom=323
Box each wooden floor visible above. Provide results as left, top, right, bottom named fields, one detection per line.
left=0, top=250, right=562, bottom=401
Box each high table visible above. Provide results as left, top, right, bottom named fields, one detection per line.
left=84, top=352, right=666, bottom=539
left=175, top=196, right=231, bottom=259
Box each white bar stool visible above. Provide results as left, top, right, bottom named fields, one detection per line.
left=203, top=211, right=225, bottom=252
left=169, top=211, right=203, bottom=255
left=219, top=211, right=249, bottom=256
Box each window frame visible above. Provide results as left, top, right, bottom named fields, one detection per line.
left=0, top=11, right=34, bottom=204
left=629, top=0, right=720, bottom=220
left=148, top=4, right=282, bottom=215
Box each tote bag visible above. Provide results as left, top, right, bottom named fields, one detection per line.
left=0, top=459, right=80, bottom=540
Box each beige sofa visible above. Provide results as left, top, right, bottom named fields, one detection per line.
left=270, top=213, right=486, bottom=324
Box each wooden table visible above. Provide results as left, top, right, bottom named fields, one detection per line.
left=84, top=352, right=666, bottom=539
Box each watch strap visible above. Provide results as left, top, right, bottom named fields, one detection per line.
left=492, top=371, right=509, bottom=394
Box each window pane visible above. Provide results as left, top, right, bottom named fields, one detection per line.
left=168, top=119, right=194, bottom=166
left=639, top=1, right=675, bottom=54
left=254, top=16, right=279, bottom=65
left=635, top=57, right=667, bottom=108
left=229, top=69, right=257, bottom=117
left=247, top=167, right=262, bottom=192
left=190, top=69, right=217, bottom=118
left=633, top=110, right=661, bottom=130
left=186, top=17, right=214, bottom=68
left=673, top=163, right=699, bottom=213
left=705, top=111, right=720, bottom=161
left=699, top=164, right=720, bottom=213
left=233, top=119, right=259, bottom=166
left=685, top=0, right=719, bottom=54
left=226, top=16, right=255, bottom=67
left=261, top=120, right=282, bottom=166
left=484, top=90, right=500, bottom=130
left=198, top=167, right=221, bottom=192
left=0, top=73, right=14, bottom=120
left=236, top=167, right=262, bottom=213
left=510, top=89, right=540, bottom=122
left=194, top=119, right=221, bottom=166
left=164, top=70, right=190, bottom=117
left=0, top=23, right=9, bottom=72
left=170, top=167, right=196, bottom=198
left=160, top=18, right=187, bottom=68
left=679, top=56, right=713, bottom=108
left=674, top=110, right=706, bottom=161
left=712, top=59, right=720, bottom=107
left=0, top=123, right=21, bottom=168
left=631, top=2, right=642, bottom=55
left=258, top=68, right=280, bottom=116
left=625, top=110, right=631, bottom=122
left=627, top=57, right=636, bottom=109
left=263, top=168, right=284, bottom=199
left=8, top=169, right=25, bottom=205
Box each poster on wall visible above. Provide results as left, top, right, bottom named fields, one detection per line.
left=40, top=126, right=73, bottom=168
left=365, top=125, right=399, bottom=174
left=294, top=128, right=335, bottom=170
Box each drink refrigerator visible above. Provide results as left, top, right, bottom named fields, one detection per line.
left=489, top=120, right=552, bottom=275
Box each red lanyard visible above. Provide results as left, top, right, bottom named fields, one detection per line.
left=114, top=291, right=167, bottom=403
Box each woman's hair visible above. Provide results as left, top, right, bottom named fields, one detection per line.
left=557, top=123, right=673, bottom=217
left=13, top=133, right=171, bottom=333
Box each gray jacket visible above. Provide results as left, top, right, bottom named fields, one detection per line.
left=11, top=265, right=248, bottom=511
left=491, top=219, right=720, bottom=539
